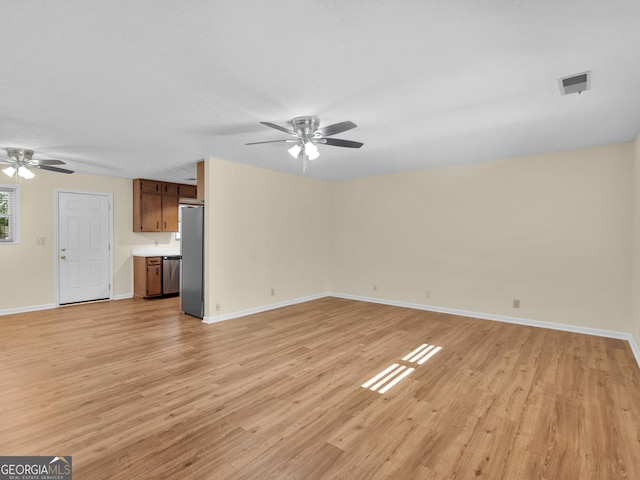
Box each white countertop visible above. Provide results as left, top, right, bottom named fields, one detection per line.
left=131, top=247, right=181, bottom=257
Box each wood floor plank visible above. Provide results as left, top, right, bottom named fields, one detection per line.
left=1, top=296, right=639, bottom=479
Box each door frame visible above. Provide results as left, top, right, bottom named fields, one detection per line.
left=55, top=189, right=114, bottom=306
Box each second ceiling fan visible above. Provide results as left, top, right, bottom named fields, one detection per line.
left=246, top=116, right=363, bottom=171
left=0, top=147, right=74, bottom=180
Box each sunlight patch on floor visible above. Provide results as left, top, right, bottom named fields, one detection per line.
left=362, top=343, right=442, bottom=394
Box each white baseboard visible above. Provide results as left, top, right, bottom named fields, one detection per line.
left=629, top=335, right=640, bottom=369
left=0, top=303, right=57, bottom=316
left=329, top=292, right=640, bottom=368
left=113, top=293, right=133, bottom=300
left=330, top=292, right=629, bottom=338
left=0, top=293, right=133, bottom=316
left=202, top=292, right=330, bottom=324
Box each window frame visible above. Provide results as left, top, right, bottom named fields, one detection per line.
left=0, top=184, right=20, bottom=244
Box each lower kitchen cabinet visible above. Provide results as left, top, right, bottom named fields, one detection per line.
left=133, top=256, right=162, bottom=298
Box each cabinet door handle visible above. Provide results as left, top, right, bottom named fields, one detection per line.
left=157, top=221, right=160, bottom=229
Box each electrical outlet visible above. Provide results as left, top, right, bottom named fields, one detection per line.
left=425, top=290, right=431, bottom=298
left=215, top=303, right=221, bottom=312
left=513, top=299, right=520, bottom=309
left=271, top=288, right=275, bottom=296
left=373, top=285, right=377, bottom=291
left=36, top=237, right=46, bottom=245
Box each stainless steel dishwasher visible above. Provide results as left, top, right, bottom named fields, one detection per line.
left=162, top=255, right=181, bottom=296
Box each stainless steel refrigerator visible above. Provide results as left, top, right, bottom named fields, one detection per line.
left=180, top=206, right=204, bottom=318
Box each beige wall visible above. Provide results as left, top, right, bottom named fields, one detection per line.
left=205, top=158, right=330, bottom=318
left=2, top=141, right=638, bottom=344
left=0, top=170, right=178, bottom=311
left=330, top=143, right=634, bottom=331
left=632, top=134, right=640, bottom=346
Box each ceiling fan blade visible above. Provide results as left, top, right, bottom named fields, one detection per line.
left=31, top=159, right=66, bottom=165
left=0, top=158, right=13, bottom=165
left=245, top=139, right=297, bottom=145
left=320, top=138, right=364, bottom=148
left=260, top=122, right=297, bottom=136
left=316, top=121, right=357, bottom=137
left=34, top=165, right=74, bottom=174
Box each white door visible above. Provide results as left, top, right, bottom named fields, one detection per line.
left=58, top=192, right=111, bottom=304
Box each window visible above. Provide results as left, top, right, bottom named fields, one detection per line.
left=0, top=185, right=19, bottom=243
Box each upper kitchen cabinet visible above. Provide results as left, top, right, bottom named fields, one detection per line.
left=178, top=184, right=197, bottom=199
left=133, top=179, right=195, bottom=232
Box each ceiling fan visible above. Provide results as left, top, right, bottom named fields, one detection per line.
left=245, top=116, right=363, bottom=172
left=0, top=147, right=74, bottom=179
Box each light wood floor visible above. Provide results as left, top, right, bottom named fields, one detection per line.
left=1, top=297, right=639, bottom=479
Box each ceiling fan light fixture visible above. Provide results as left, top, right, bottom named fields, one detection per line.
left=304, top=142, right=319, bottom=160
left=18, top=166, right=35, bottom=179
left=288, top=144, right=302, bottom=158
left=3, top=166, right=16, bottom=177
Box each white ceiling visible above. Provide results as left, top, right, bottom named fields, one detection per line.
left=1, top=1, right=640, bottom=183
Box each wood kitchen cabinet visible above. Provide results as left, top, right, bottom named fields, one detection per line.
left=133, top=256, right=162, bottom=298
left=178, top=184, right=197, bottom=198
left=133, top=179, right=195, bottom=232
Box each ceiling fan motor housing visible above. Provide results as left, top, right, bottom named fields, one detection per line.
left=6, top=148, right=35, bottom=162
left=291, top=116, right=320, bottom=136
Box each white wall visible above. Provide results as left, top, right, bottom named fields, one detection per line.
left=205, top=158, right=330, bottom=318
left=330, top=143, right=633, bottom=332
left=0, top=170, right=178, bottom=312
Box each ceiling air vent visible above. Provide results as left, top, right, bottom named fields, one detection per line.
left=558, top=71, right=591, bottom=95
